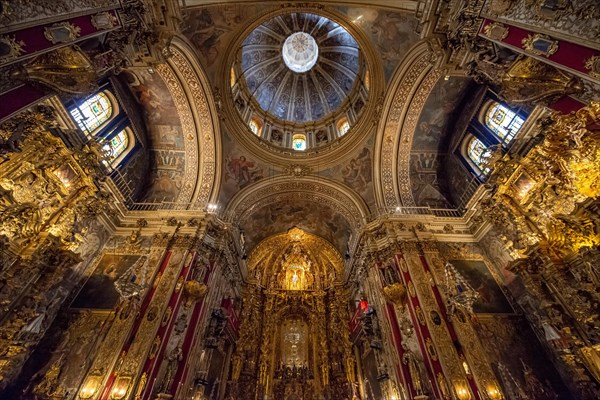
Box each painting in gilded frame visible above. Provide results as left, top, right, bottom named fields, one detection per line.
left=71, top=254, right=144, bottom=310
left=450, top=259, right=513, bottom=314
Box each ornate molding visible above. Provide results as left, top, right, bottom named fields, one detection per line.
left=584, top=55, right=600, bottom=80
left=374, top=41, right=440, bottom=211
left=482, top=22, right=509, bottom=41
left=43, top=22, right=81, bottom=44
left=521, top=33, right=559, bottom=57
left=224, top=175, right=369, bottom=230
left=482, top=0, right=600, bottom=50
left=156, top=39, right=220, bottom=208
left=0, top=35, right=25, bottom=64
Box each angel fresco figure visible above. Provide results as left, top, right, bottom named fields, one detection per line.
left=342, top=148, right=371, bottom=193
left=225, top=155, right=263, bottom=188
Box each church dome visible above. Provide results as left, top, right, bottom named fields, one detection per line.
left=230, top=12, right=369, bottom=151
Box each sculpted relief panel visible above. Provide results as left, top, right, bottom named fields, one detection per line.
left=483, top=0, right=600, bottom=45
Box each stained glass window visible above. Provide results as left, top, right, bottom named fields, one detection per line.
left=467, top=137, right=491, bottom=174
left=337, top=118, right=350, bottom=136
left=485, top=102, right=524, bottom=143
left=230, top=67, right=236, bottom=88
left=292, top=134, right=306, bottom=151
left=249, top=118, right=261, bottom=136
left=102, top=129, right=129, bottom=163
left=70, top=92, right=113, bottom=135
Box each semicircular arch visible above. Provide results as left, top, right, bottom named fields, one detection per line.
left=373, top=40, right=444, bottom=212
left=156, top=37, right=221, bottom=208
left=224, top=175, right=369, bottom=254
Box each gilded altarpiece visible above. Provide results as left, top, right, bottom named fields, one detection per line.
left=228, top=229, right=357, bottom=400
left=0, top=99, right=113, bottom=391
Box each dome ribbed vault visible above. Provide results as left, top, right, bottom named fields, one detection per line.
left=239, top=12, right=361, bottom=123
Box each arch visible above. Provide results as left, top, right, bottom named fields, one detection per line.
left=373, top=40, right=443, bottom=212
left=156, top=37, right=221, bottom=208
left=224, top=175, right=370, bottom=254
left=69, top=90, right=119, bottom=136
left=224, top=175, right=369, bottom=226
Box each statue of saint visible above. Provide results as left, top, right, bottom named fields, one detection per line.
left=159, top=346, right=183, bottom=394
left=402, top=342, right=426, bottom=396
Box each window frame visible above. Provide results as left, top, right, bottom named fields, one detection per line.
left=69, top=90, right=120, bottom=137
left=102, top=126, right=135, bottom=168
left=463, top=135, right=492, bottom=176
left=292, top=133, right=307, bottom=151
left=479, top=100, right=526, bottom=145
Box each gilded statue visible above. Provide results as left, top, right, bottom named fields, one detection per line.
left=402, top=342, right=427, bottom=397
left=159, top=346, right=183, bottom=394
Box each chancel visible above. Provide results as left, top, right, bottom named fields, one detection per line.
left=1, top=1, right=599, bottom=399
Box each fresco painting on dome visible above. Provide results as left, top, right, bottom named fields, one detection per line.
left=72, top=254, right=144, bottom=310
left=219, top=132, right=270, bottom=204
left=449, top=259, right=513, bottom=314
left=320, top=141, right=375, bottom=209
left=238, top=12, right=361, bottom=124
left=337, top=6, right=419, bottom=80
left=182, top=4, right=262, bottom=78
left=412, top=77, right=471, bottom=151
left=241, top=200, right=352, bottom=254
left=409, top=152, right=453, bottom=208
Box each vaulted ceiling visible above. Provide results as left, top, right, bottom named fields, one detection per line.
left=120, top=1, right=477, bottom=257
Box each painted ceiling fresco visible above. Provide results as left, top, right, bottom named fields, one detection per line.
left=182, top=3, right=421, bottom=217
left=320, top=137, right=375, bottom=210
left=240, top=199, right=352, bottom=255
left=218, top=130, right=275, bottom=205
left=238, top=12, right=361, bottom=123
left=409, top=76, right=472, bottom=208
left=182, top=4, right=419, bottom=83
left=337, top=6, right=419, bottom=80
left=122, top=69, right=187, bottom=203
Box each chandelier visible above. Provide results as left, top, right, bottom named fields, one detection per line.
left=115, top=256, right=148, bottom=299
left=444, top=262, right=479, bottom=317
